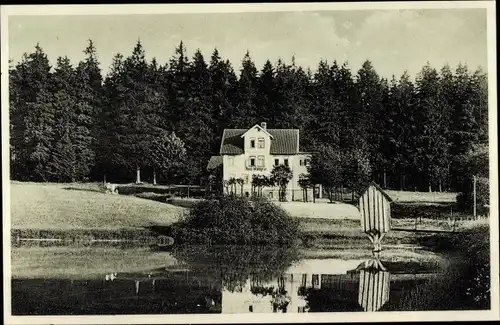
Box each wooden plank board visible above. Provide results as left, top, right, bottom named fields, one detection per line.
left=359, top=183, right=392, bottom=234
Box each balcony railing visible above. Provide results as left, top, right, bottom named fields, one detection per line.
left=245, top=165, right=267, bottom=171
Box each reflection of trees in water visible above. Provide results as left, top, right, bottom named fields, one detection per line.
left=171, top=245, right=300, bottom=292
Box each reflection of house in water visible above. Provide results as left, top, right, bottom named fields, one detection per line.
left=221, top=274, right=309, bottom=314
left=221, top=259, right=364, bottom=314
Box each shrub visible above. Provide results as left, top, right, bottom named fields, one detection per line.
left=169, top=195, right=301, bottom=245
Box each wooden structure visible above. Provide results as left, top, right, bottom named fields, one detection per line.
left=357, top=258, right=390, bottom=312
left=359, top=182, right=393, bottom=255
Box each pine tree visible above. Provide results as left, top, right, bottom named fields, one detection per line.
left=167, top=41, right=190, bottom=128
left=208, top=48, right=238, bottom=151
left=234, top=51, right=259, bottom=127
left=180, top=49, right=216, bottom=183
left=257, top=59, right=276, bottom=123
left=449, top=63, right=480, bottom=192
left=415, top=63, right=450, bottom=192
left=385, top=71, right=417, bottom=190
left=74, top=40, right=103, bottom=181
left=354, top=60, right=385, bottom=183
left=99, top=53, right=127, bottom=182
left=469, top=68, right=488, bottom=143
left=47, top=56, right=78, bottom=182
left=10, top=44, right=55, bottom=181
left=111, top=40, right=155, bottom=183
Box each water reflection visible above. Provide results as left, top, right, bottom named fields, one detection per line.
left=357, top=259, right=390, bottom=312
left=11, top=245, right=444, bottom=315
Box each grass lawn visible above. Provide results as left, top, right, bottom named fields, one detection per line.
left=384, top=190, right=457, bottom=203
left=10, top=181, right=188, bottom=230
left=9, top=181, right=479, bottom=240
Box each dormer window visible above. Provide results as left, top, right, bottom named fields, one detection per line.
left=250, top=138, right=256, bottom=148
left=258, top=138, right=265, bottom=149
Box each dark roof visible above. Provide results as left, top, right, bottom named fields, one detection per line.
left=207, top=156, right=223, bottom=171
left=220, top=129, right=299, bottom=155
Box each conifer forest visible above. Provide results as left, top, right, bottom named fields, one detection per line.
left=9, top=40, right=489, bottom=197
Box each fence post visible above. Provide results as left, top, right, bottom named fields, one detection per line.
left=473, top=175, right=477, bottom=219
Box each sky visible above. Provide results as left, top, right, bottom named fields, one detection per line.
left=8, top=8, right=488, bottom=80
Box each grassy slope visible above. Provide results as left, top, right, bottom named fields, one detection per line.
left=10, top=182, right=187, bottom=229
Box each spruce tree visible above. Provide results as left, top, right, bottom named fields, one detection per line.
left=47, top=56, right=78, bottom=182
left=354, top=60, right=385, bottom=183
left=9, top=44, right=55, bottom=181
left=234, top=51, right=259, bottom=127
left=74, top=40, right=103, bottom=181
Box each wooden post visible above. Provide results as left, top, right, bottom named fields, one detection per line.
left=187, top=185, right=190, bottom=198
left=153, top=168, right=157, bottom=186
left=136, top=165, right=141, bottom=184
left=473, top=175, right=477, bottom=218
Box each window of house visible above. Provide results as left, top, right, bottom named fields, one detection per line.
left=250, top=156, right=256, bottom=166
left=258, top=138, right=265, bottom=148
left=284, top=159, right=289, bottom=167
left=257, top=156, right=265, bottom=167
left=242, top=174, right=249, bottom=184
left=228, top=157, right=234, bottom=166
left=299, top=159, right=303, bottom=166
left=274, top=158, right=279, bottom=166
left=305, top=159, right=310, bottom=167
left=312, top=274, right=320, bottom=287
left=250, top=138, right=256, bottom=148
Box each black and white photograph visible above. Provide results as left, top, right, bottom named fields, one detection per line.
left=1, top=2, right=498, bottom=323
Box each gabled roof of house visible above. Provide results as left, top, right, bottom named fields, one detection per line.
left=220, top=128, right=299, bottom=155
left=240, top=124, right=274, bottom=139
left=207, top=155, right=223, bottom=171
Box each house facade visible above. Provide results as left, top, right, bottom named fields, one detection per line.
left=207, top=122, right=321, bottom=201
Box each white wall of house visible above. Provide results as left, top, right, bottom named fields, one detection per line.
left=219, top=124, right=317, bottom=200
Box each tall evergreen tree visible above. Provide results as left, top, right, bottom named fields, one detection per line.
left=449, top=63, right=480, bottom=192
left=257, top=59, right=276, bottom=124
left=114, top=40, right=155, bottom=183
left=234, top=51, right=259, bottom=127
left=10, top=44, right=55, bottom=181
left=47, top=56, right=79, bottom=182
left=180, top=49, right=216, bottom=183
left=415, top=63, right=450, bottom=192
left=73, top=40, right=103, bottom=181
left=208, top=48, right=238, bottom=149
left=354, top=60, right=385, bottom=182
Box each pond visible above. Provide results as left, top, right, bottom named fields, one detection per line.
left=10, top=243, right=464, bottom=315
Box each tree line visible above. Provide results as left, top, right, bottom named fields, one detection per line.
left=9, top=39, right=488, bottom=196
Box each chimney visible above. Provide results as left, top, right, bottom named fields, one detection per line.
left=261, top=122, right=267, bottom=130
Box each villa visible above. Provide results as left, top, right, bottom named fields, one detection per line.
left=207, top=122, right=322, bottom=201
